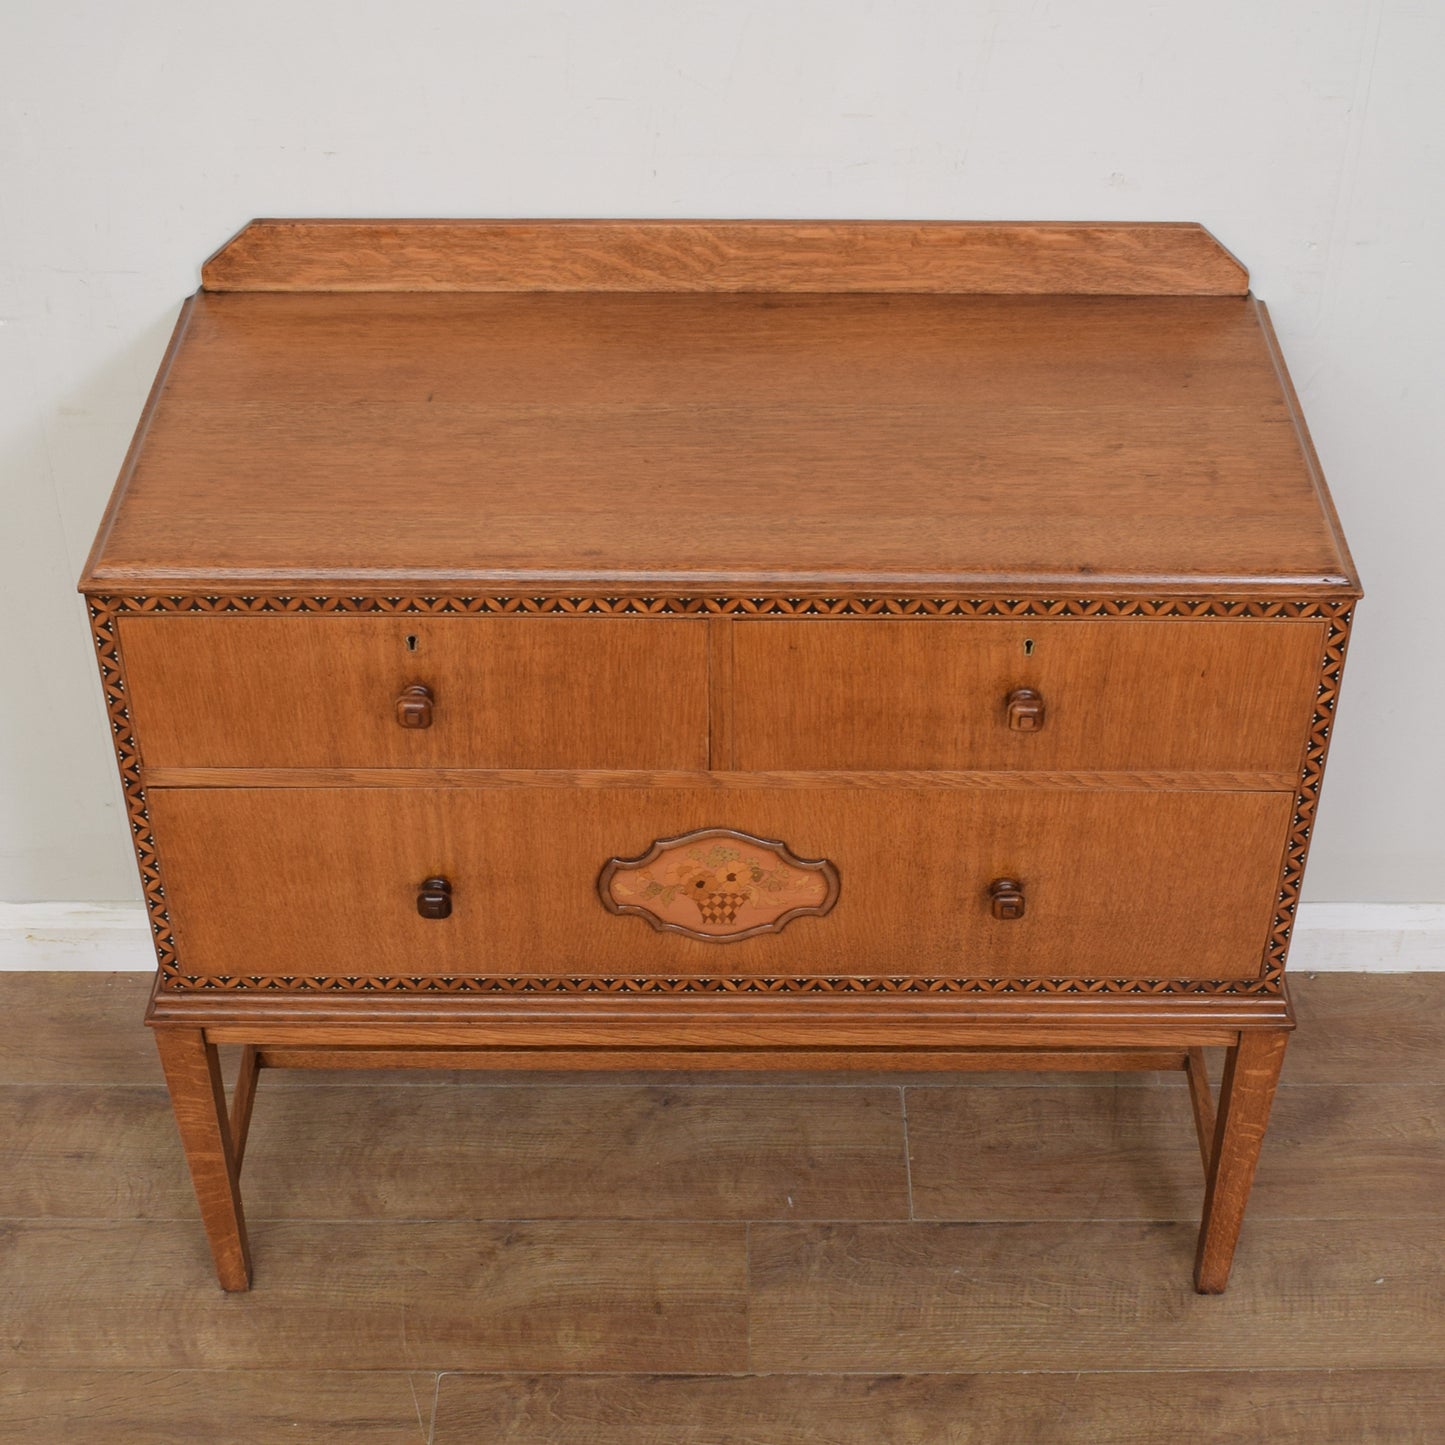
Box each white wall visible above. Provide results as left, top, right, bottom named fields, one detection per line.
left=2, top=0, right=1441, bottom=906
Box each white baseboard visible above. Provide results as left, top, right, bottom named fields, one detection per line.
left=0, top=903, right=156, bottom=970
left=1283, top=903, right=1445, bottom=972
left=1, top=900, right=1442, bottom=973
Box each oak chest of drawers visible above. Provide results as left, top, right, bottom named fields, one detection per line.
left=80, top=219, right=1360, bottom=1294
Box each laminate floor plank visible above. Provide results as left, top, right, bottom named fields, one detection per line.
left=0, top=1220, right=748, bottom=1372
left=747, top=1220, right=1445, bottom=1371
left=905, top=1082, right=1445, bottom=1221
left=0, top=974, right=157, bottom=1085
left=0, top=1370, right=435, bottom=1444
left=241, top=1083, right=907, bottom=1221
left=0, top=1083, right=909, bottom=1221
left=1286, top=973, right=1445, bottom=1084
left=13, top=1077, right=1443, bottom=1226
left=431, top=1369, right=1445, bottom=1445
left=0, top=1086, right=188, bottom=1218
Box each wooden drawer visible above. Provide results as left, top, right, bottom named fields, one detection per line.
left=726, top=620, right=1323, bottom=774
left=148, top=785, right=1292, bottom=983
left=118, top=616, right=709, bottom=770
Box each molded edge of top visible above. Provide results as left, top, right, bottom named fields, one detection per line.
left=78, top=569, right=1362, bottom=600
left=200, top=218, right=1250, bottom=296
left=145, top=984, right=1295, bottom=1031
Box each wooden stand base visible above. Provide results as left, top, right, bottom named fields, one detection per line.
left=148, top=987, right=1291, bottom=1296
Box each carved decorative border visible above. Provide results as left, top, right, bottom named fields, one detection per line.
left=88, top=593, right=1353, bottom=997
left=89, top=599, right=181, bottom=984
left=99, top=593, right=1343, bottom=620
left=598, top=827, right=842, bottom=942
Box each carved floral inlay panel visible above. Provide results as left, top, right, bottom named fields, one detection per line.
left=599, top=828, right=841, bottom=942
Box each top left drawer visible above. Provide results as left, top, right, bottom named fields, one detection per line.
left=117, top=616, right=709, bottom=770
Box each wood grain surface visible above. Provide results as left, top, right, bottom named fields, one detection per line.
left=432, top=1370, right=1445, bottom=1445
left=0, top=1084, right=911, bottom=1222
left=1288, top=972, right=1445, bottom=1083
left=176, top=1018, right=1256, bottom=1051
left=119, top=615, right=709, bottom=771
left=0, top=969, right=1419, bottom=1085
left=6, top=1078, right=1441, bottom=1224
left=0, top=1371, right=432, bottom=1444
left=152, top=1028, right=251, bottom=1290
left=905, top=1082, right=1445, bottom=1222
left=138, top=766, right=1301, bottom=792
left=249, top=1046, right=1193, bottom=1075
left=2, top=973, right=1440, bottom=1441
left=0, top=972, right=157, bottom=1084
left=746, top=1219, right=1445, bottom=1371
left=200, top=219, right=1251, bottom=295
left=80, top=290, right=1356, bottom=594
left=1, top=1219, right=748, bottom=1371
left=1195, top=1027, right=1290, bottom=1291
left=144, top=784, right=1292, bottom=980
left=728, top=618, right=1323, bottom=774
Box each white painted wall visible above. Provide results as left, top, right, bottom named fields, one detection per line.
left=2, top=0, right=1441, bottom=909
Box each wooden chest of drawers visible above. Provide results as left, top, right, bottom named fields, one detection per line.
left=80, top=219, right=1359, bottom=1295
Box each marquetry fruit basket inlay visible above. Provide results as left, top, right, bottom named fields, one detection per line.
left=599, top=828, right=841, bottom=942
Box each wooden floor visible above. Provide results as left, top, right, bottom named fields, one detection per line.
left=1, top=973, right=1443, bottom=1443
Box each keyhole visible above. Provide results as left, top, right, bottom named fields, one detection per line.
left=405, top=634, right=418, bottom=652
left=1023, top=638, right=1035, bottom=656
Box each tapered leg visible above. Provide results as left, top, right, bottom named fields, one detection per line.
left=229, top=1044, right=261, bottom=1171
left=1193, top=1027, right=1289, bottom=1294
left=154, top=1027, right=253, bottom=1291
left=1184, top=1047, right=1217, bottom=1172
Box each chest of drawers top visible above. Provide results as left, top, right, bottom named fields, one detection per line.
left=80, top=219, right=1355, bottom=600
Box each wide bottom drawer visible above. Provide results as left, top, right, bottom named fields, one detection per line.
left=147, top=786, right=1292, bottom=984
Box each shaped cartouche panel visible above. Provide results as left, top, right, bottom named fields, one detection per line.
left=598, top=828, right=840, bottom=942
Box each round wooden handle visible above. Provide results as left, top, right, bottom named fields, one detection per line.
left=396, top=683, right=434, bottom=729
left=988, top=878, right=1025, bottom=920
left=417, top=876, right=452, bottom=919
left=1005, top=688, right=1045, bottom=732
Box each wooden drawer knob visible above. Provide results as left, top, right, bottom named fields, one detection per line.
left=988, top=878, right=1025, bottom=920
left=396, top=683, right=434, bottom=729
left=1005, top=688, right=1045, bottom=732
left=416, top=876, right=452, bottom=919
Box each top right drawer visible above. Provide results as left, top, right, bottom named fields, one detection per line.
left=727, top=620, right=1323, bottom=774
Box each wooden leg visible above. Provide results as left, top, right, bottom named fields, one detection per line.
left=154, top=1027, right=253, bottom=1291
left=229, top=1044, right=261, bottom=1171
left=1184, top=1047, right=1217, bottom=1173
left=1193, top=1028, right=1289, bottom=1294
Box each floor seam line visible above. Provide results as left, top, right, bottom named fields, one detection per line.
left=901, top=1084, right=917, bottom=1223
